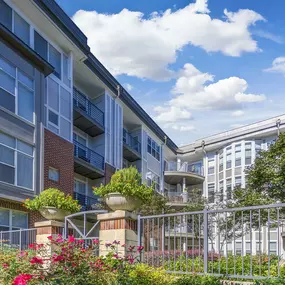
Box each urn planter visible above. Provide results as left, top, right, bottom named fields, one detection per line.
left=39, top=206, right=70, bottom=221
left=105, top=193, right=142, bottom=212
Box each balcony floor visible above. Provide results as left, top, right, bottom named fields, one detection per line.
left=123, top=144, right=141, bottom=162
left=74, top=157, right=104, bottom=180
left=164, top=171, right=204, bottom=185
left=73, top=108, right=104, bottom=137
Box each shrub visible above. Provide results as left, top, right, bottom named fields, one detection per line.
left=94, top=166, right=153, bottom=202
left=172, top=275, right=222, bottom=285
left=255, top=279, right=285, bottom=285
left=24, top=188, right=81, bottom=213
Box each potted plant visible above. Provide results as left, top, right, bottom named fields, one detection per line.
left=94, top=166, right=153, bottom=212
left=24, top=188, right=81, bottom=221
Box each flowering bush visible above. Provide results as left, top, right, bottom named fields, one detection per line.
left=0, top=235, right=144, bottom=285
left=24, top=188, right=81, bottom=213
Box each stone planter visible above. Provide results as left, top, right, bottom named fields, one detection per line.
left=39, top=207, right=70, bottom=222
left=105, top=193, right=142, bottom=212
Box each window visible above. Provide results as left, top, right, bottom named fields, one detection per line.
left=226, top=178, right=232, bottom=200
left=219, top=150, right=223, bottom=172
left=235, top=176, right=242, bottom=187
left=235, top=144, right=241, bottom=167
left=0, top=0, right=12, bottom=31
left=63, top=54, right=71, bottom=87
left=235, top=242, right=242, bottom=255
left=269, top=242, right=277, bottom=255
left=245, top=143, right=252, bottom=165
left=14, top=12, right=30, bottom=45
left=226, top=147, right=232, bottom=169
left=219, top=181, right=224, bottom=201
left=0, top=57, right=34, bottom=123
left=46, top=78, right=71, bottom=140
left=208, top=184, right=215, bottom=203
left=74, top=179, right=86, bottom=195
left=34, top=31, right=48, bottom=60
left=147, top=136, right=160, bottom=161
left=208, top=159, right=215, bottom=175
left=48, top=167, right=59, bottom=182
left=256, top=242, right=262, bottom=254
left=0, top=208, right=28, bottom=231
left=146, top=170, right=160, bottom=192
left=49, top=44, right=61, bottom=79
left=0, top=132, right=34, bottom=190
left=246, top=242, right=251, bottom=255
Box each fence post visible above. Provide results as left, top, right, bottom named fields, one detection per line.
left=19, top=229, right=22, bottom=251
left=0, top=231, right=2, bottom=249
left=203, top=208, right=208, bottom=274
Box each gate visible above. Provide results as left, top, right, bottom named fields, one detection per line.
left=138, top=203, right=285, bottom=280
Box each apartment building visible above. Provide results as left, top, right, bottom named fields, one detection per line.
left=0, top=0, right=177, bottom=231
left=0, top=0, right=284, bottom=254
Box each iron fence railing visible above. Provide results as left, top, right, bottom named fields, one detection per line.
left=73, top=87, right=104, bottom=127
left=123, top=129, right=141, bottom=154
left=73, top=192, right=105, bottom=211
left=74, top=139, right=104, bottom=170
left=0, top=228, right=37, bottom=250
left=138, top=203, right=285, bottom=280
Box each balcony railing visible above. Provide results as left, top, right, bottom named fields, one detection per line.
left=74, top=139, right=104, bottom=170
left=73, top=87, right=104, bottom=127
left=73, top=192, right=104, bottom=211
left=123, top=129, right=141, bottom=154
left=166, top=162, right=204, bottom=176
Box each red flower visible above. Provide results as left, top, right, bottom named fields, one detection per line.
left=93, top=239, right=99, bottom=245
left=78, top=239, right=84, bottom=243
left=30, top=256, right=43, bottom=265
left=12, top=274, right=33, bottom=285
left=2, top=263, right=9, bottom=268
left=47, top=235, right=53, bottom=240
left=68, top=235, right=75, bottom=243
left=53, top=254, right=65, bottom=262
left=137, top=246, right=144, bottom=252
left=28, top=244, right=35, bottom=249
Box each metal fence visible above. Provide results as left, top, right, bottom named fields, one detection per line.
left=138, top=203, right=285, bottom=280
left=0, top=228, right=37, bottom=250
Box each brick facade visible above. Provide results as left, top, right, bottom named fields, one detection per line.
left=44, top=129, right=74, bottom=195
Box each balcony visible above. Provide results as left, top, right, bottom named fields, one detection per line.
left=123, top=129, right=141, bottom=162
left=74, top=140, right=105, bottom=179
left=73, top=192, right=105, bottom=211
left=164, top=162, right=205, bottom=186
left=73, top=88, right=104, bottom=137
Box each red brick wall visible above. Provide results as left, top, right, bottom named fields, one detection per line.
left=44, top=129, right=74, bottom=195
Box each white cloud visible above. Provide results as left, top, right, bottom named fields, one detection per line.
left=253, top=30, right=284, bottom=44
left=169, top=63, right=266, bottom=110
left=154, top=63, right=266, bottom=126
left=154, top=106, right=192, bottom=123
left=124, top=83, right=133, bottom=91
left=264, top=57, right=285, bottom=74
left=164, top=122, right=196, bottom=132
left=73, top=0, right=264, bottom=80
left=231, top=110, right=245, bottom=117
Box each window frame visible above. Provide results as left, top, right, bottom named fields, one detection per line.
left=48, top=167, right=59, bottom=182
left=147, top=136, right=160, bottom=162
left=0, top=207, right=28, bottom=231
left=0, top=132, right=34, bottom=191
left=0, top=56, right=35, bottom=124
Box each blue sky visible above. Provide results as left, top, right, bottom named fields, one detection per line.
left=58, top=0, right=285, bottom=145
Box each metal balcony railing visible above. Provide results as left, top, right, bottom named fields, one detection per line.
left=73, top=139, right=104, bottom=170
left=166, top=161, right=204, bottom=176
left=73, top=192, right=104, bottom=211
left=123, top=129, right=141, bottom=154
left=73, top=87, right=104, bottom=127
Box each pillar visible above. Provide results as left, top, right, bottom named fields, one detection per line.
left=97, top=210, right=138, bottom=257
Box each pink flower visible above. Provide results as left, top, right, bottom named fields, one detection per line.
left=128, top=245, right=135, bottom=252
left=2, top=263, right=9, bottom=268
left=30, top=256, right=43, bottom=265
left=113, top=240, right=120, bottom=245
left=18, top=251, right=28, bottom=258
left=47, top=235, right=53, bottom=240
left=105, top=242, right=112, bottom=248
left=53, top=255, right=65, bottom=262
left=68, top=235, right=75, bottom=243
left=12, top=274, right=33, bottom=285
left=56, top=237, right=64, bottom=243
left=78, top=239, right=84, bottom=243
left=93, top=239, right=99, bottom=244
left=137, top=246, right=144, bottom=252
left=28, top=244, right=35, bottom=249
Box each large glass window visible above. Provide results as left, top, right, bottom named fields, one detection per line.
left=0, top=0, right=12, bottom=31
left=208, top=183, right=215, bottom=203
left=147, top=136, right=160, bottom=161
left=269, top=242, right=277, bottom=255
left=147, top=170, right=160, bottom=192
left=235, top=176, right=242, bottom=187
left=34, top=31, right=48, bottom=60
left=208, top=159, right=215, bottom=175
left=14, top=12, right=30, bottom=45
left=226, top=147, right=232, bottom=169
left=235, top=144, right=241, bottom=167
left=0, top=208, right=28, bottom=231
left=0, top=132, right=34, bottom=190
left=49, top=44, right=61, bottom=79
left=74, top=179, right=86, bottom=195
left=226, top=178, right=232, bottom=200
left=245, top=143, right=252, bottom=165
left=219, top=150, right=223, bottom=172
left=0, top=56, right=34, bottom=123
